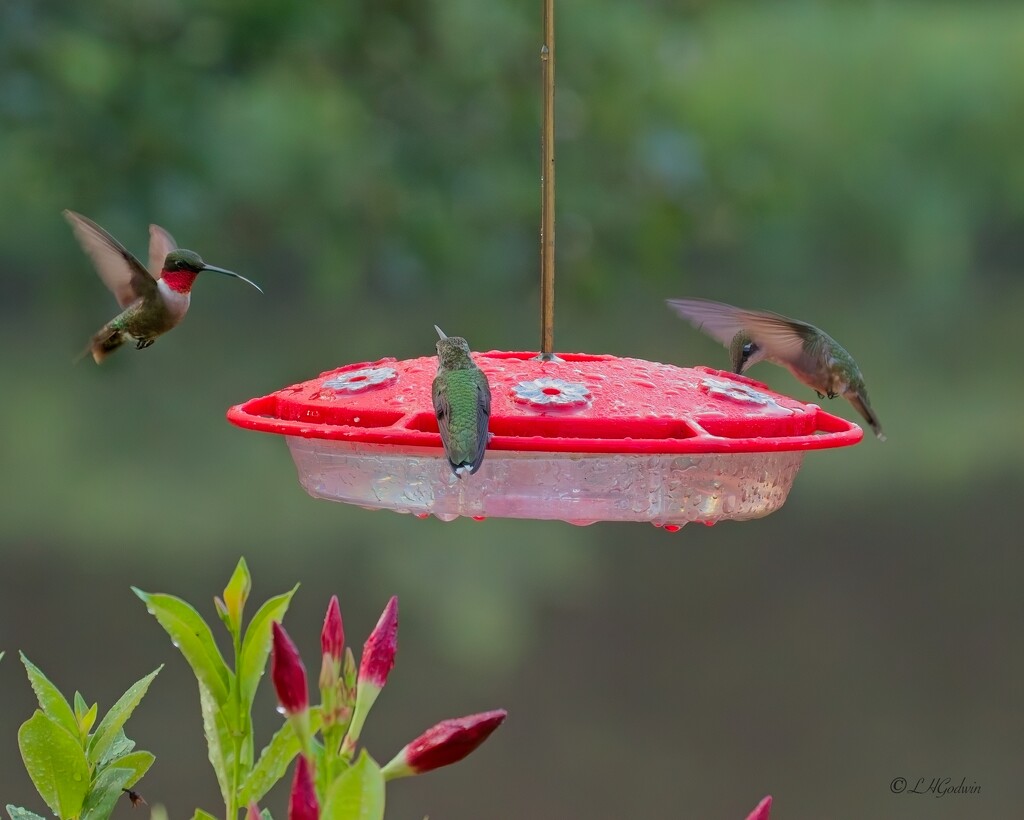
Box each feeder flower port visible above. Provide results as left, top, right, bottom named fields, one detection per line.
left=228, top=352, right=861, bottom=528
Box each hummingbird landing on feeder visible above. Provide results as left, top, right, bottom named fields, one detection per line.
left=667, top=297, right=886, bottom=441
left=64, top=210, right=262, bottom=364
left=432, top=325, right=492, bottom=477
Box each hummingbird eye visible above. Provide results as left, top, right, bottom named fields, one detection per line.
left=742, top=342, right=756, bottom=357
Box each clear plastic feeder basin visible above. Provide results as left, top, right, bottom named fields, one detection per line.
left=227, top=352, right=862, bottom=528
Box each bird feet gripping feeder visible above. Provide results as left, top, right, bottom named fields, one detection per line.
left=226, top=0, right=864, bottom=527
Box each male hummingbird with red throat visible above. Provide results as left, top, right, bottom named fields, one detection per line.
left=65, top=210, right=262, bottom=363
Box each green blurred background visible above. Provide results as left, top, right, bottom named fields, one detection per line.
left=2, top=0, right=1022, bottom=817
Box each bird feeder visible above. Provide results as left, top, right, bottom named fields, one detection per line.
left=226, top=0, right=864, bottom=527
left=227, top=356, right=860, bottom=528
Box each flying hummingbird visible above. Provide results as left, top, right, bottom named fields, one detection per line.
left=667, top=297, right=886, bottom=440
left=64, top=210, right=262, bottom=363
left=432, top=325, right=492, bottom=476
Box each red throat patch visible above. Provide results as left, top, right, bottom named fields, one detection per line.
left=161, top=270, right=198, bottom=293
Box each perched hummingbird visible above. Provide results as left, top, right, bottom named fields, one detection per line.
left=432, top=325, right=492, bottom=476
left=64, top=210, right=262, bottom=363
left=667, top=297, right=886, bottom=440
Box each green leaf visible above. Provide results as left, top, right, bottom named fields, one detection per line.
left=19, top=653, right=78, bottom=738
left=259, top=812, right=273, bottom=820
left=239, top=708, right=323, bottom=806
left=238, top=585, right=299, bottom=711
left=80, top=766, right=133, bottom=820
left=214, top=597, right=232, bottom=632
left=96, top=751, right=154, bottom=786
left=98, top=730, right=135, bottom=766
left=192, top=810, right=220, bottom=820
left=199, top=680, right=233, bottom=810
left=80, top=704, right=98, bottom=740
left=133, top=588, right=232, bottom=704
left=312, top=741, right=328, bottom=806
left=321, top=751, right=385, bottom=820
left=73, top=692, right=98, bottom=740
left=87, top=666, right=162, bottom=766
left=17, top=711, right=91, bottom=818
left=222, top=557, right=252, bottom=636
left=6, top=806, right=47, bottom=820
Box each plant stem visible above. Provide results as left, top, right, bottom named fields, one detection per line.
left=227, top=629, right=244, bottom=820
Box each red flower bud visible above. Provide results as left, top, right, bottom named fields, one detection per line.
left=271, top=622, right=308, bottom=715
left=343, top=596, right=400, bottom=753
left=745, top=796, right=772, bottom=820
left=287, top=755, right=318, bottom=820
left=321, top=595, right=345, bottom=662
left=359, top=596, right=398, bottom=688
left=382, top=709, right=507, bottom=780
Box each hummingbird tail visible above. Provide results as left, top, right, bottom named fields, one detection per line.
left=73, top=343, right=93, bottom=364
left=87, top=327, right=127, bottom=364
left=846, top=391, right=886, bottom=442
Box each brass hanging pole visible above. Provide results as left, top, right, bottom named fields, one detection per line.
left=539, top=0, right=556, bottom=359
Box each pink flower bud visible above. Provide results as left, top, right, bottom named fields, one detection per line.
left=287, top=755, right=318, bottom=820
left=271, top=622, right=308, bottom=715
left=246, top=802, right=262, bottom=820
left=745, top=796, right=772, bottom=820
left=321, top=595, right=345, bottom=662
left=359, top=596, right=398, bottom=688
left=382, top=709, right=507, bottom=780
left=342, top=596, right=399, bottom=753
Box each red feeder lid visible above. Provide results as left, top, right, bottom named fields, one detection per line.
left=227, top=351, right=861, bottom=453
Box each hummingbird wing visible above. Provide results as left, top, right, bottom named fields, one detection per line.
left=148, top=224, right=178, bottom=278
left=64, top=210, right=158, bottom=308
left=432, top=380, right=453, bottom=458
left=667, top=298, right=814, bottom=364
left=471, top=373, right=492, bottom=475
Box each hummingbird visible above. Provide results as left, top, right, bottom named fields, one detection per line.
left=121, top=788, right=146, bottom=808
left=432, top=325, right=492, bottom=476
left=64, top=210, right=262, bottom=363
left=667, top=297, right=886, bottom=440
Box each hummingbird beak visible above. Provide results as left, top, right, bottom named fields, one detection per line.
left=201, top=264, right=264, bottom=293
left=434, top=325, right=448, bottom=340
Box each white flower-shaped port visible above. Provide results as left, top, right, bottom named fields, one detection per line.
left=513, top=377, right=591, bottom=408
left=700, top=376, right=790, bottom=413
left=323, top=366, right=398, bottom=393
